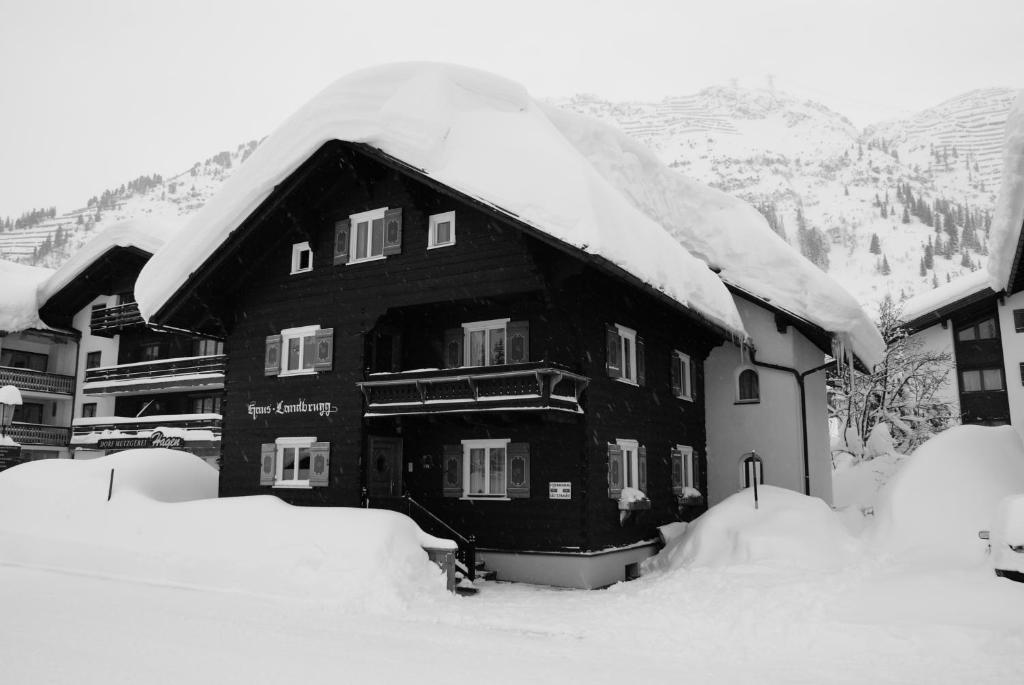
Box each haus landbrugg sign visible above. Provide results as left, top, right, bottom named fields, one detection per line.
left=97, top=431, right=185, bottom=450
left=246, top=399, right=339, bottom=420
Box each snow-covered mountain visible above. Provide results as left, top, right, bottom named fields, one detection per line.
left=0, top=86, right=1016, bottom=314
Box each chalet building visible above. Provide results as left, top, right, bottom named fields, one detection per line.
left=134, top=64, right=883, bottom=588
left=0, top=260, right=76, bottom=462
left=36, top=221, right=224, bottom=466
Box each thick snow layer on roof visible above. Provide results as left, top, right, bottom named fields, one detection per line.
left=900, top=268, right=991, bottom=323
left=543, top=105, right=885, bottom=367
left=37, top=217, right=176, bottom=306
left=0, top=449, right=453, bottom=606
left=0, top=259, right=53, bottom=333
left=987, top=91, right=1024, bottom=292
left=135, top=63, right=746, bottom=339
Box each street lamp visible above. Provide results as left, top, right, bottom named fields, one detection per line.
left=0, top=384, right=23, bottom=440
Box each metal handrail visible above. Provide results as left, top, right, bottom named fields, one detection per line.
left=402, top=492, right=475, bottom=581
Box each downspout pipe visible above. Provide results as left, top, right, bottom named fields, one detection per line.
left=749, top=352, right=835, bottom=496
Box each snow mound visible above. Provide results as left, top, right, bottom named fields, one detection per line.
left=869, top=425, right=1024, bottom=563
left=987, top=90, right=1024, bottom=292
left=0, top=450, right=454, bottom=609
left=0, top=259, right=53, bottom=332
left=643, top=486, right=860, bottom=574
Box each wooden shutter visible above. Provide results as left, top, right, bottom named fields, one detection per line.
left=443, top=328, right=463, bottom=369
left=312, top=328, right=334, bottom=372
left=670, top=448, right=683, bottom=496
left=507, top=442, right=530, bottom=499
left=607, top=443, right=624, bottom=499
left=333, top=219, right=351, bottom=265
left=264, top=334, right=282, bottom=376
left=442, top=444, right=463, bottom=497
left=605, top=325, right=621, bottom=378
left=308, top=441, right=330, bottom=487
left=636, top=336, right=646, bottom=386
left=260, top=443, right=277, bottom=485
left=382, top=207, right=402, bottom=256
left=638, top=444, right=647, bottom=493
left=507, top=320, right=530, bottom=364
left=670, top=355, right=682, bottom=397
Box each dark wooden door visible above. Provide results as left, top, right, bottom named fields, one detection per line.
left=367, top=436, right=403, bottom=498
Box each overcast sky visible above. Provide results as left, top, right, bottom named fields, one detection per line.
left=1, top=0, right=1021, bottom=219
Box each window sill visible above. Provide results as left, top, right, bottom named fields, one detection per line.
left=612, top=377, right=639, bottom=387
left=734, top=399, right=760, bottom=405
left=348, top=255, right=387, bottom=265
left=273, top=482, right=312, bottom=489
left=279, top=369, right=317, bottom=377
left=427, top=242, right=455, bottom=250
left=617, top=499, right=651, bottom=511
left=675, top=394, right=693, bottom=402
left=289, top=268, right=313, bottom=275
left=461, top=495, right=511, bottom=501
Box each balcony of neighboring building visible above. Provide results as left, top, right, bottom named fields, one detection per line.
left=7, top=421, right=72, bottom=447
left=89, top=301, right=146, bottom=338
left=82, top=355, right=226, bottom=396
left=0, top=365, right=75, bottom=396
left=0, top=345, right=75, bottom=397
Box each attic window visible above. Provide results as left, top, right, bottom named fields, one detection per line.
left=291, top=242, right=312, bottom=274
left=428, top=211, right=456, bottom=249
left=350, top=208, right=387, bottom=262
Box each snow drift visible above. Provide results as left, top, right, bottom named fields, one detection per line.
left=0, top=259, right=53, bottom=332
left=987, top=90, right=1024, bottom=292
left=0, top=450, right=454, bottom=609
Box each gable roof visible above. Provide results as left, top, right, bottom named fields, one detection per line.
left=0, top=259, right=52, bottom=333
left=900, top=269, right=995, bottom=331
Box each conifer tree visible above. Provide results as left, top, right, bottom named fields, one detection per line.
left=881, top=255, right=891, bottom=275
left=919, top=257, right=927, bottom=277
left=869, top=233, right=881, bottom=254
left=902, top=206, right=911, bottom=224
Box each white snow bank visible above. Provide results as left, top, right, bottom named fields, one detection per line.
left=0, top=259, right=53, bottom=332
left=869, top=425, right=1024, bottom=563
left=991, top=494, right=1024, bottom=574
left=0, top=449, right=454, bottom=609
left=135, top=63, right=746, bottom=341
left=987, top=90, right=1024, bottom=292
left=37, top=217, right=176, bottom=306
left=642, top=485, right=860, bottom=574
left=901, top=269, right=991, bottom=323
left=544, top=105, right=885, bottom=368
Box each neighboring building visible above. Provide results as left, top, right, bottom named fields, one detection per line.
left=133, top=65, right=882, bottom=587
left=36, top=221, right=224, bottom=466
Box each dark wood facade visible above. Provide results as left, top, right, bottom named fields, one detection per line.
left=159, top=142, right=724, bottom=555
left=951, top=301, right=1011, bottom=426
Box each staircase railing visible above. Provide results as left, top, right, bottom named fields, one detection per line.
left=402, top=492, right=475, bottom=581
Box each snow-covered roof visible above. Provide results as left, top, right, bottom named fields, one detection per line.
left=0, top=259, right=53, bottom=333
left=38, top=217, right=177, bottom=306
left=135, top=63, right=748, bottom=341
left=900, top=269, right=992, bottom=324
left=987, top=91, right=1024, bottom=292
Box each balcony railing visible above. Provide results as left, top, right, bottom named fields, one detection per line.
left=82, top=355, right=226, bottom=395
left=7, top=422, right=72, bottom=447
left=90, top=302, right=145, bottom=337
left=357, top=361, right=589, bottom=417
left=0, top=365, right=75, bottom=395
left=72, top=413, right=222, bottom=440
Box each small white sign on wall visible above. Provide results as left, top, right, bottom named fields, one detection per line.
left=549, top=481, right=571, bottom=499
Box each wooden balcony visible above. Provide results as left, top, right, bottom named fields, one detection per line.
left=7, top=422, right=72, bottom=447
left=90, top=302, right=146, bottom=337
left=82, top=355, right=226, bottom=395
left=357, top=361, right=589, bottom=417
left=0, top=365, right=75, bottom=395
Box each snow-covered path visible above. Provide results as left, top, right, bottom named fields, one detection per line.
left=4, top=560, right=1023, bottom=685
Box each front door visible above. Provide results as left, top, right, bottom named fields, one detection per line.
left=367, top=436, right=403, bottom=498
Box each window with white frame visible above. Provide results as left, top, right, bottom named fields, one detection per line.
left=428, top=211, right=456, bottom=249
left=290, top=241, right=313, bottom=274
left=671, top=350, right=692, bottom=400
left=737, top=367, right=760, bottom=403
left=349, top=207, right=388, bottom=262
left=463, top=318, right=509, bottom=367
left=463, top=438, right=509, bottom=497
left=280, top=325, right=320, bottom=375
left=676, top=444, right=696, bottom=490
left=276, top=436, right=314, bottom=486
left=611, top=324, right=638, bottom=384
left=617, top=438, right=641, bottom=489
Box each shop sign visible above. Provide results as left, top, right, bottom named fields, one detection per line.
left=247, top=399, right=339, bottom=420
left=549, top=481, right=572, bottom=499
left=97, top=431, right=185, bottom=450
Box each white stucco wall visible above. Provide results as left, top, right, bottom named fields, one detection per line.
left=72, top=295, right=119, bottom=420
left=907, top=321, right=960, bottom=414
left=705, top=297, right=832, bottom=506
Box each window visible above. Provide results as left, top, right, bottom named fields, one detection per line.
left=606, top=324, right=643, bottom=385
left=1015, top=310, right=1024, bottom=333
left=81, top=403, right=97, bottom=418
left=957, top=317, right=997, bottom=342
left=740, top=454, right=763, bottom=488
left=275, top=437, right=313, bottom=486
left=194, top=339, right=224, bottom=356
left=428, top=211, right=456, bottom=249
left=280, top=325, right=320, bottom=376
left=617, top=439, right=641, bottom=489
left=14, top=402, right=44, bottom=424
left=290, top=241, right=313, bottom=274
left=671, top=350, right=692, bottom=400
left=140, top=344, right=162, bottom=362
left=259, top=438, right=330, bottom=488
left=85, top=351, right=102, bottom=369
left=463, top=319, right=509, bottom=367
left=349, top=208, right=387, bottom=263
left=462, top=438, right=510, bottom=498
left=0, top=348, right=48, bottom=372
left=678, top=445, right=696, bottom=490
left=190, top=396, right=222, bottom=414
left=961, top=368, right=1004, bottom=392
left=737, top=367, right=760, bottom=403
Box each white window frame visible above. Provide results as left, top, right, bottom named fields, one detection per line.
left=673, top=350, right=692, bottom=400
left=736, top=366, right=760, bottom=403
left=279, top=325, right=320, bottom=377
left=428, top=211, right=456, bottom=249
left=290, top=241, right=313, bottom=274
left=676, top=444, right=696, bottom=490
left=275, top=436, right=316, bottom=488
left=462, top=318, right=511, bottom=367
left=348, top=207, right=388, bottom=263
left=615, top=324, right=638, bottom=385
left=461, top=438, right=511, bottom=499
left=616, top=438, right=640, bottom=489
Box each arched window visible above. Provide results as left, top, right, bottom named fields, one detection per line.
left=737, top=368, right=760, bottom=403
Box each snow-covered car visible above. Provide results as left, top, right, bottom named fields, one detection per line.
left=981, top=494, right=1024, bottom=582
